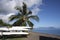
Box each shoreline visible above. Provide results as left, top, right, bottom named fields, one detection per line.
left=31, top=31, right=60, bottom=37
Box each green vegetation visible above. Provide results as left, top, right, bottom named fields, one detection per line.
left=0, top=38, right=25, bottom=40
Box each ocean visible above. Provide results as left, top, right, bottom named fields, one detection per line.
left=32, top=27, right=60, bottom=36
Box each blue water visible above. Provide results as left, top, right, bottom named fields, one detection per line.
left=32, top=28, right=60, bottom=36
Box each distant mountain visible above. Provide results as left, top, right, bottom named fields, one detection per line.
left=34, top=27, right=56, bottom=30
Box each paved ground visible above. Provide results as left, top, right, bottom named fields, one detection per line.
left=24, top=32, right=60, bottom=40
left=25, top=32, right=39, bottom=40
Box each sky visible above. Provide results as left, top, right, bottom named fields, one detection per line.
left=0, top=0, right=60, bottom=28
left=34, top=0, right=60, bottom=28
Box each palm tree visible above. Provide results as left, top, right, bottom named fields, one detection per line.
left=9, top=2, right=39, bottom=28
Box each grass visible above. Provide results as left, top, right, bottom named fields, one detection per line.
left=0, top=35, right=27, bottom=40
left=0, top=38, right=25, bottom=40
left=0, top=37, right=26, bottom=40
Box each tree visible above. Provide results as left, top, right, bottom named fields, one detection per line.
left=9, top=2, right=39, bottom=28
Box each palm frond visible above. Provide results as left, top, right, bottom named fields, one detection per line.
left=21, top=22, right=27, bottom=26
left=9, top=15, right=19, bottom=21
left=12, top=19, right=21, bottom=26
left=26, top=10, right=32, bottom=16
left=28, top=15, right=39, bottom=22
left=23, top=2, right=27, bottom=15
left=27, top=20, right=33, bottom=28
left=15, top=6, right=22, bottom=12
left=12, top=18, right=24, bottom=26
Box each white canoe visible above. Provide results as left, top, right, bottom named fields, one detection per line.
left=2, top=32, right=29, bottom=35
left=12, top=26, right=31, bottom=29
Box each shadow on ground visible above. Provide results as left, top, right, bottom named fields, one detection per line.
left=39, top=36, right=60, bottom=40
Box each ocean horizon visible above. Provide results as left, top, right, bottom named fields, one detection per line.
left=32, top=27, right=60, bottom=36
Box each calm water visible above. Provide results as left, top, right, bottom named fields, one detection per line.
left=32, top=28, right=60, bottom=36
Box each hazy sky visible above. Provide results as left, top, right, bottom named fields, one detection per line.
left=0, top=0, right=60, bottom=28
left=33, top=0, right=60, bottom=28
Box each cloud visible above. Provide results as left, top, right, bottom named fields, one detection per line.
left=0, top=13, right=15, bottom=23
left=32, top=7, right=40, bottom=15
left=0, top=15, right=5, bottom=19
left=24, top=0, right=42, bottom=8
left=0, top=0, right=42, bottom=23
left=0, top=0, right=16, bottom=14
